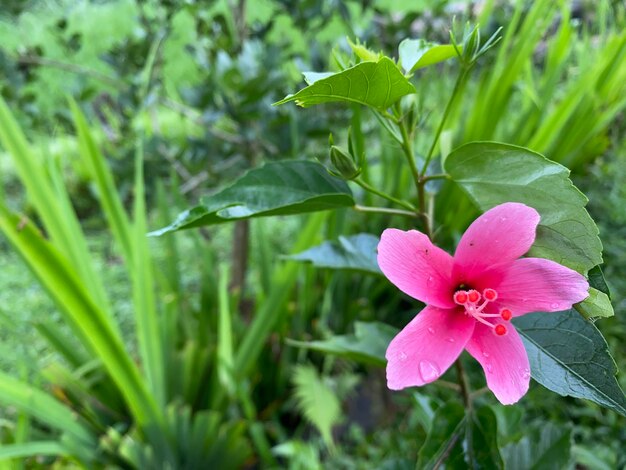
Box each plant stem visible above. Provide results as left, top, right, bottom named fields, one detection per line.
left=455, top=359, right=472, bottom=410
left=422, top=173, right=450, bottom=182
left=354, top=178, right=416, bottom=211
left=353, top=204, right=417, bottom=219
left=398, top=118, right=421, bottom=192
left=421, top=66, right=470, bottom=174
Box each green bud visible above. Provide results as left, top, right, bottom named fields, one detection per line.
left=330, top=145, right=361, bottom=180
left=463, top=25, right=480, bottom=63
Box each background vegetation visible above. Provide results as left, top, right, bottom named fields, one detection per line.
left=0, top=0, right=624, bottom=468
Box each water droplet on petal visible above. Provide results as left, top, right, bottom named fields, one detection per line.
left=446, top=337, right=455, bottom=343
left=427, top=327, right=435, bottom=334
left=399, top=352, right=407, bottom=361
left=500, top=216, right=507, bottom=222
left=486, top=363, right=493, bottom=373
left=482, top=350, right=490, bottom=358
left=550, top=302, right=560, bottom=309
left=427, top=276, right=434, bottom=287
left=419, top=360, right=440, bottom=382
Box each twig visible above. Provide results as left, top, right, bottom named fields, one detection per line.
left=16, top=55, right=124, bottom=88
left=353, top=204, right=417, bottom=219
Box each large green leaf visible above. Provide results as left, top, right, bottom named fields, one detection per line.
left=502, top=423, right=572, bottom=470
left=274, top=57, right=416, bottom=109
left=514, top=310, right=626, bottom=416
left=288, top=233, right=381, bottom=274
left=151, top=161, right=354, bottom=235
left=445, top=142, right=602, bottom=274
left=398, top=38, right=459, bottom=73
left=286, top=321, right=398, bottom=367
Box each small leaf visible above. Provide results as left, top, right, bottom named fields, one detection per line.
left=445, top=142, right=602, bottom=274
left=587, top=265, right=611, bottom=299
left=574, top=287, right=614, bottom=319
left=274, top=57, right=416, bottom=110
left=288, top=233, right=381, bottom=274
left=465, top=406, right=503, bottom=469
left=417, top=402, right=465, bottom=470
left=302, top=72, right=334, bottom=85
left=514, top=310, right=626, bottom=416
left=398, top=38, right=460, bottom=73
left=151, top=161, right=354, bottom=235
left=502, top=423, right=572, bottom=470
left=292, top=365, right=341, bottom=449
left=418, top=404, right=502, bottom=469
left=286, top=321, right=398, bottom=366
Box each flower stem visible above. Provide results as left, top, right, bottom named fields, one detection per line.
left=353, top=204, right=417, bottom=219
left=455, top=359, right=472, bottom=410
left=353, top=178, right=417, bottom=212
left=421, top=66, right=470, bottom=175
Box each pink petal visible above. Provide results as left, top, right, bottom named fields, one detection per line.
left=465, top=322, right=530, bottom=405
left=378, top=229, right=455, bottom=308
left=386, top=306, right=475, bottom=390
left=495, top=258, right=589, bottom=316
left=453, top=203, right=540, bottom=281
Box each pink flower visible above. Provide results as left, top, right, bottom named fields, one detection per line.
left=377, top=202, right=589, bottom=404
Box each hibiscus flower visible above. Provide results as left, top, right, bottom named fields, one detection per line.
left=377, top=202, right=589, bottom=404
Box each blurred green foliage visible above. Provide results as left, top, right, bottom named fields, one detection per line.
left=0, top=0, right=625, bottom=468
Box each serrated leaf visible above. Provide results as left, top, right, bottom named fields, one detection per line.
left=286, top=321, right=398, bottom=366
left=398, top=38, right=459, bottom=73
left=445, top=142, right=602, bottom=274
left=514, top=310, right=626, bottom=416
left=288, top=233, right=381, bottom=273
left=574, top=287, right=614, bottom=319
left=292, top=365, right=341, bottom=449
left=502, top=423, right=572, bottom=470
left=151, top=161, right=354, bottom=235
left=274, top=57, right=416, bottom=109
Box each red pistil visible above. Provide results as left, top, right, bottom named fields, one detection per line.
left=453, top=290, right=468, bottom=304
left=483, top=288, right=497, bottom=301
left=500, top=308, right=512, bottom=321
left=467, top=290, right=480, bottom=303
left=453, top=287, right=513, bottom=336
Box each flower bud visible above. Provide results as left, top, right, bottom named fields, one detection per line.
left=330, top=145, right=361, bottom=180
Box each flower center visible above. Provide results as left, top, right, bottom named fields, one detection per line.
left=453, top=288, right=511, bottom=336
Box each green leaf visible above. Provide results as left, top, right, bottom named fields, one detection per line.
left=0, top=372, right=95, bottom=448
left=574, top=287, right=614, bottom=319
left=398, top=39, right=459, bottom=73
left=274, top=57, right=416, bottom=109
left=502, top=423, right=572, bottom=470
left=514, top=310, right=626, bottom=416
left=286, top=321, right=398, bottom=366
left=465, top=406, right=503, bottom=469
left=417, top=402, right=465, bottom=469
left=151, top=161, right=354, bottom=235
left=445, top=142, right=602, bottom=274
left=418, top=404, right=502, bottom=469
left=0, top=442, right=67, bottom=461
left=288, top=233, right=381, bottom=274
left=292, top=365, right=341, bottom=449
left=587, top=265, right=611, bottom=299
